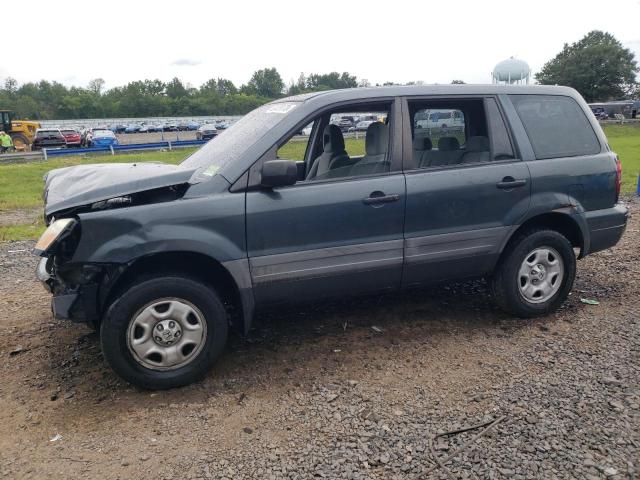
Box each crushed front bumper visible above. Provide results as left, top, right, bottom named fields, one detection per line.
left=36, top=257, right=101, bottom=325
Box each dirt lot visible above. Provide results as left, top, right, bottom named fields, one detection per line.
left=0, top=200, right=638, bottom=480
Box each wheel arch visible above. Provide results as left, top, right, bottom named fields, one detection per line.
left=497, top=211, right=585, bottom=271
left=100, top=251, right=254, bottom=335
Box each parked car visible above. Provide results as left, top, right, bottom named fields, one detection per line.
left=187, top=121, right=200, bottom=131
left=215, top=120, right=230, bottom=130
left=164, top=122, right=178, bottom=132
left=34, top=85, right=628, bottom=389
left=351, top=120, right=375, bottom=131
left=177, top=122, right=191, bottom=131
left=196, top=124, right=218, bottom=140
left=32, top=129, right=66, bottom=150
left=112, top=124, right=127, bottom=134
left=590, top=107, right=608, bottom=120
left=82, top=127, right=110, bottom=147
left=335, top=116, right=356, bottom=131
left=60, top=128, right=82, bottom=148
left=125, top=124, right=141, bottom=134
left=90, top=129, right=119, bottom=147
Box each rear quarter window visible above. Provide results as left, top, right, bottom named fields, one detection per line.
left=510, top=95, right=600, bottom=159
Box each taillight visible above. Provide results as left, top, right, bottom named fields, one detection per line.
left=614, top=154, right=622, bottom=202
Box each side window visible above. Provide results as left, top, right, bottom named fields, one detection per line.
left=409, top=99, right=490, bottom=169
left=485, top=98, right=515, bottom=161
left=414, top=108, right=466, bottom=146
left=509, top=95, right=600, bottom=159
left=277, top=122, right=314, bottom=162
left=277, top=104, right=392, bottom=183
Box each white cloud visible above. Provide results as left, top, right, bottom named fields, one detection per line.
left=171, top=59, right=202, bottom=67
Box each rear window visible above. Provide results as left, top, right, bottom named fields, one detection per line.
left=510, top=95, right=600, bottom=159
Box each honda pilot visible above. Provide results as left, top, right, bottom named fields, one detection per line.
left=34, top=85, right=628, bottom=389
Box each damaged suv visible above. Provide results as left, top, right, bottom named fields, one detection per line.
left=35, top=85, right=628, bottom=389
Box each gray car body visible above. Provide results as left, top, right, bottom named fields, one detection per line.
left=39, top=84, right=628, bottom=334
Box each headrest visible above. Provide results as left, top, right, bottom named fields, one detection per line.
left=323, top=124, right=345, bottom=153
left=413, top=137, right=432, bottom=151
left=365, top=122, right=389, bottom=155
left=465, top=136, right=490, bottom=152
left=438, top=137, right=460, bottom=151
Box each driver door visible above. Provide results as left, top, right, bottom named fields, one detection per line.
left=245, top=100, right=406, bottom=306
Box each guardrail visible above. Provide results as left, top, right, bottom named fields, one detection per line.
left=0, top=140, right=206, bottom=164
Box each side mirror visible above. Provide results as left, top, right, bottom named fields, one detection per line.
left=260, top=160, right=298, bottom=188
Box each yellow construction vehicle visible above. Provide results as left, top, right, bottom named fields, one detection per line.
left=0, top=110, right=41, bottom=151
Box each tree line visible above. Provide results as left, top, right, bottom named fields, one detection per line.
left=0, top=69, right=365, bottom=120
left=1, top=30, right=636, bottom=120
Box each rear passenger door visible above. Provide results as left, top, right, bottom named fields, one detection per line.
left=401, top=96, right=531, bottom=286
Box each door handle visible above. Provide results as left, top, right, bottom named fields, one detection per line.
left=496, top=177, right=527, bottom=189
left=363, top=192, right=400, bottom=205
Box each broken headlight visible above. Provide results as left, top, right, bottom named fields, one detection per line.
left=34, top=218, right=77, bottom=256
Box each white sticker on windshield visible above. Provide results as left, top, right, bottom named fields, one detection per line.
left=201, top=165, right=221, bottom=177
left=265, top=103, right=297, bottom=114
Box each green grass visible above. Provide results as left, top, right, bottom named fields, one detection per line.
left=0, top=220, right=45, bottom=242
left=0, top=148, right=196, bottom=241
left=278, top=137, right=365, bottom=161
left=602, top=124, right=640, bottom=194
left=0, top=148, right=196, bottom=212
left=1, top=126, right=638, bottom=242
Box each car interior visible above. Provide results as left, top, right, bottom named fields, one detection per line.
left=277, top=98, right=504, bottom=181
left=410, top=99, right=492, bottom=168
left=278, top=103, right=392, bottom=183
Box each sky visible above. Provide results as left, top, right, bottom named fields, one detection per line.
left=4, top=0, right=640, bottom=90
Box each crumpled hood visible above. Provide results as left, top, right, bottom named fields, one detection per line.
left=44, top=162, right=197, bottom=216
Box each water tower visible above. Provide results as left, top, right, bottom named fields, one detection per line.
left=492, top=57, right=531, bottom=85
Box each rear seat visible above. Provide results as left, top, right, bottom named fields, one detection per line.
left=422, top=137, right=462, bottom=167
left=461, top=136, right=490, bottom=163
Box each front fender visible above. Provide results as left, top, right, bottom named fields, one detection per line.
left=72, top=194, right=247, bottom=264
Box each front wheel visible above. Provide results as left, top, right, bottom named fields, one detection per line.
left=101, top=276, right=228, bottom=389
left=491, top=229, right=576, bottom=317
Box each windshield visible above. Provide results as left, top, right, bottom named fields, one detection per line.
left=93, top=130, right=114, bottom=138
left=181, top=101, right=299, bottom=177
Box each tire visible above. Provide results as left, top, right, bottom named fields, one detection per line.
left=10, top=132, right=29, bottom=151
left=100, top=276, right=228, bottom=390
left=491, top=229, right=576, bottom=317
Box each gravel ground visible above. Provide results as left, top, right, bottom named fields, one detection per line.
left=0, top=199, right=638, bottom=480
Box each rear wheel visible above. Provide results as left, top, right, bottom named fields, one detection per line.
left=10, top=132, right=29, bottom=151
left=101, top=276, right=228, bottom=389
left=492, top=229, right=576, bottom=317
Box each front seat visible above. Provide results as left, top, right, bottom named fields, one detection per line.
left=306, top=124, right=349, bottom=179
left=349, top=122, right=390, bottom=176
left=413, top=137, right=433, bottom=167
